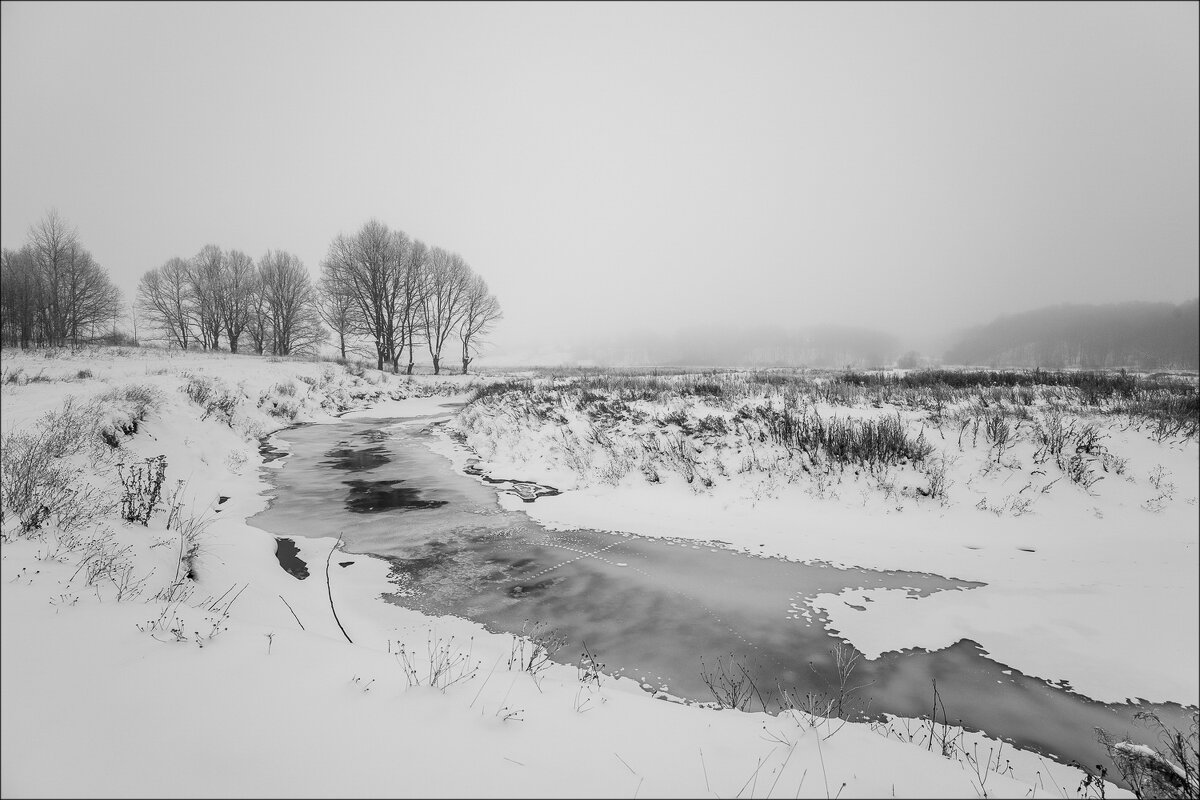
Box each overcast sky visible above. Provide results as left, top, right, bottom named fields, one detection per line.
left=2, top=1, right=1197, bottom=359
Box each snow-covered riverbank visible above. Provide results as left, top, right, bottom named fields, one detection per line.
left=448, top=373, right=1199, bottom=708
left=1, top=348, right=1171, bottom=797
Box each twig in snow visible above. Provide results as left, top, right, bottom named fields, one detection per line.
left=736, top=757, right=765, bottom=799
left=326, top=532, right=353, bottom=644
left=470, top=654, right=503, bottom=709
left=767, top=743, right=797, bottom=799
left=222, top=582, right=248, bottom=617
left=278, top=594, right=304, bottom=630
left=817, top=729, right=831, bottom=798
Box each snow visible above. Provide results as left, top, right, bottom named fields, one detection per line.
left=0, top=347, right=1153, bottom=797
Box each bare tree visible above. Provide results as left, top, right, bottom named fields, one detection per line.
left=321, top=221, right=401, bottom=371
left=188, top=245, right=225, bottom=350
left=420, top=247, right=470, bottom=375
left=457, top=272, right=502, bottom=374
left=219, top=250, right=256, bottom=353
left=244, top=268, right=271, bottom=356
left=137, top=261, right=192, bottom=349
left=316, top=260, right=355, bottom=360
left=383, top=229, right=417, bottom=373
left=284, top=299, right=328, bottom=356
left=61, top=245, right=120, bottom=345
left=28, top=210, right=79, bottom=347
left=402, top=239, right=428, bottom=374
left=4, top=211, right=121, bottom=348
left=1, top=246, right=38, bottom=348
left=259, top=250, right=320, bottom=356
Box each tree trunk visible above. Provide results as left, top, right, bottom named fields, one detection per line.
left=432, top=355, right=440, bottom=375
left=339, top=332, right=346, bottom=359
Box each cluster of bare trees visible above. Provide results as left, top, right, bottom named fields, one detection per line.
left=2, top=211, right=503, bottom=372
left=318, top=219, right=501, bottom=374
left=137, top=246, right=324, bottom=356
left=0, top=211, right=122, bottom=348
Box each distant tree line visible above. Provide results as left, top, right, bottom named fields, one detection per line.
left=0, top=211, right=122, bottom=348
left=137, top=218, right=501, bottom=373
left=137, top=246, right=325, bottom=357
left=318, top=219, right=501, bottom=374
left=943, top=300, right=1200, bottom=370
left=0, top=209, right=503, bottom=374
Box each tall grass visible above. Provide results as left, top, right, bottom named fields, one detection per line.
left=760, top=408, right=933, bottom=470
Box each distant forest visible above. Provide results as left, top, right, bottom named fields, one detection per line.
left=573, top=301, right=1199, bottom=372
left=943, top=299, right=1199, bottom=371
left=574, top=325, right=899, bottom=369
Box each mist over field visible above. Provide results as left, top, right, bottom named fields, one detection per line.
left=3, top=2, right=1197, bottom=368
left=487, top=300, right=1200, bottom=370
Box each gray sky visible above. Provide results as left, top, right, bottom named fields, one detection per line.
left=2, top=1, right=1197, bottom=360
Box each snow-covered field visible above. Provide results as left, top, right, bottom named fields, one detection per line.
left=2, top=347, right=1194, bottom=798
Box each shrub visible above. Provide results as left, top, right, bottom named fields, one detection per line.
left=1097, top=711, right=1198, bottom=800
left=95, top=384, right=162, bottom=448
left=0, top=397, right=109, bottom=534
left=164, top=483, right=212, bottom=583
left=469, top=379, right=535, bottom=404
left=395, top=633, right=481, bottom=692
left=118, top=455, right=167, bottom=525
left=764, top=408, right=932, bottom=470
left=1034, top=409, right=1073, bottom=466
left=181, top=374, right=240, bottom=426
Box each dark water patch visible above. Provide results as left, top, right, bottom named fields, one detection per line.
left=322, top=445, right=390, bottom=472
left=356, top=429, right=390, bottom=442
left=339, top=561, right=354, bottom=568
left=463, top=459, right=562, bottom=502
left=508, top=578, right=557, bottom=597
left=259, top=440, right=289, bottom=463
left=344, top=478, right=449, bottom=513
left=274, top=538, right=309, bottom=580
left=218, top=496, right=230, bottom=505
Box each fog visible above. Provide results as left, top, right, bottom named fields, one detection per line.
left=2, top=2, right=1197, bottom=364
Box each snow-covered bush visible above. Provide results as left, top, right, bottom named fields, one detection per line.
left=94, top=383, right=163, bottom=448
left=1098, top=711, right=1198, bottom=800
left=258, top=382, right=302, bottom=421
left=181, top=374, right=241, bottom=425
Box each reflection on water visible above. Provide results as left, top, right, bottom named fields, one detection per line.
left=321, top=446, right=390, bottom=472
left=343, top=478, right=449, bottom=513
left=249, top=417, right=1195, bottom=783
